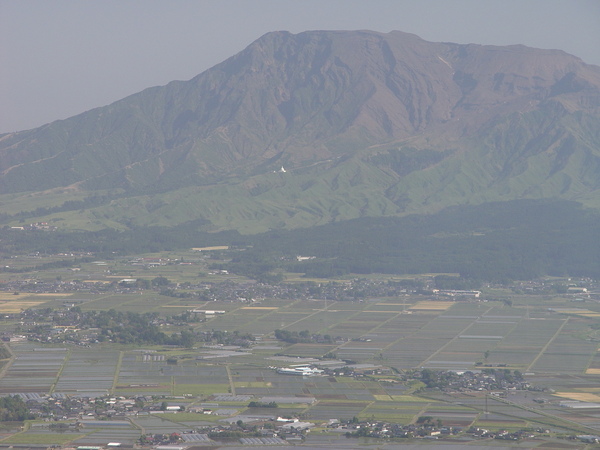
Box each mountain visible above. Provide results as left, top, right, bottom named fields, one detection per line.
left=1, top=30, right=600, bottom=233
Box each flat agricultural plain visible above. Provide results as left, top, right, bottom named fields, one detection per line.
left=2, top=272, right=600, bottom=444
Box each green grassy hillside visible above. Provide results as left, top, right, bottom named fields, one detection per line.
left=1, top=30, right=599, bottom=233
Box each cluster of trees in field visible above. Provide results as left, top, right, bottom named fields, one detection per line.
left=0, top=396, right=35, bottom=421
left=0, top=345, right=11, bottom=360
left=419, top=368, right=523, bottom=389
left=274, top=329, right=334, bottom=344
left=247, top=401, right=278, bottom=408
left=46, top=308, right=255, bottom=347
left=75, top=309, right=195, bottom=347
left=25, top=306, right=257, bottom=348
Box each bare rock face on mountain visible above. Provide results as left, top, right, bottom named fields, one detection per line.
left=1, top=30, right=599, bottom=232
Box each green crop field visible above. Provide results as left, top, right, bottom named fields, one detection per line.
left=1, top=272, right=600, bottom=445
left=1, top=432, right=86, bottom=445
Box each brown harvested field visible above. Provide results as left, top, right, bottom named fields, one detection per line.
left=435, top=417, right=475, bottom=427
left=476, top=419, right=528, bottom=427
left=31, top=293, right=72, bottom=296
left=0, top=301, right=46, bottom=312
left=554, top=392, right=600, bottom=402
left=0, top=293, right=28, bottom=300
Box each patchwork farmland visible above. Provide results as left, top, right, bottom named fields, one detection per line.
left=1, top=276, right=600, bottom=446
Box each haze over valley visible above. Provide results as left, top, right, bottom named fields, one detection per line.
left=1, top=18, right=600, bottom=447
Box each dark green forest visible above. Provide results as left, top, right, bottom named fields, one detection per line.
left=2, top=199, right=599, bottom=282
left=0, top=396, right=35, bottom=421
left=228, top=199, right=600, bottom=282
left=0, top=220, right=239, bottom=255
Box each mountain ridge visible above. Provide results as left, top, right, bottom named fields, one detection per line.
left=1, top=30, right=600, bottom=232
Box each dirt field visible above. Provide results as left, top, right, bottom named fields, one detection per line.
left=554, top=392, right=600, bottom=402
left=0, top=301, right=46, bottom=313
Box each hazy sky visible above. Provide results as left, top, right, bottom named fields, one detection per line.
left=1, top=0, right=599, bottom=134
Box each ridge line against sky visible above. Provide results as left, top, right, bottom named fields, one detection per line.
left=1, top=0, right=599, bottom=134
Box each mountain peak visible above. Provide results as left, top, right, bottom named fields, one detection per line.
left=1, top=30, right=599, bottom=232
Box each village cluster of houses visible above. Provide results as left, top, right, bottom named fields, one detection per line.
left=414, top=368, right=532, bottom=393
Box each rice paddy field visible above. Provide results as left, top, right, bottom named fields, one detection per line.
left=0, top=346, right=68, bottom=394
left=3, top=280, right=600, bottom=445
